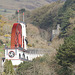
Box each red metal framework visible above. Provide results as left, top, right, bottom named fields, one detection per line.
left=11, top=23, right=22, bottom=48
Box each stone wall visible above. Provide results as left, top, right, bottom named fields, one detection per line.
left=51, top=24, right=60, bottom=41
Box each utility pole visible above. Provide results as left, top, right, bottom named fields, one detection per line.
left=23, top=12, right=24, bottom=22
left=18, top=10, right=20, bottom=22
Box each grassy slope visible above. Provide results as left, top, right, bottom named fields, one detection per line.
left=27, top=2, right=64, bottom=41
left=0, top=0, right=65, bottom=10
left=0, top=0, right=50, bottom=10
left=0, top=16, right=12, bottom=57
left=27, top=23, right=64, bottom=49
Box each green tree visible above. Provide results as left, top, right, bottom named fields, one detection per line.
left=16, top=61, right=33, bottom=75
left=31, top=2, right=63, bottom=30
left=56, top=34, right=75, bottom=75
left=57, top=0, right=75, bottom=37
left=19, top=8, right=25, bottom=13
left=15, top=8, right=26, bottom=14
left=3, top=60, right=15, bottom=75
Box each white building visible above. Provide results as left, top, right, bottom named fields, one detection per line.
left=4, top=47, right=43, bottom=65
left=2, top=22, right=43, bottom=66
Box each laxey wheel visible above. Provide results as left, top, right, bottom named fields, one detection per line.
left=11, top=23, right=22, bottom=48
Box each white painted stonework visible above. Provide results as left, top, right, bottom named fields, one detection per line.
left=3, top=48, right=43, bottom=66
left=20, top=23, right=27, bottom=50
left=2, top=23, right=44, bottom=66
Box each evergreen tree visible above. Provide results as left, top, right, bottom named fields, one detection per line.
left=57, top=0, right=75, bottom=37
left=3, top=60, right=15, bottom=75
left=56, top=33, right=75, bottom=75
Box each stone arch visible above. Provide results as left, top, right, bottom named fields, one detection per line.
left=23, top=53, right=25, bottom=59
left=19, top=53, right=21, bottom=59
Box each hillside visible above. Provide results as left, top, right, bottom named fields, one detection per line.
left=26, top=1, right=64, bottom=40
left=0, top=15, right=63, bottom=57
left=25, top=0, right=75, bottom=39
left=57, top=0, right=75, bottom=37
left=0, top=0, right=75, bottom=74
left=27, top=24, right=63, bottom=49
left=16, top=0, right=75, bottom=74
left=0, top=0, right=65, bottom=11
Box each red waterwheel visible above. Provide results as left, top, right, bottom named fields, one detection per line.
left=11, top=23, right=22, bottom=48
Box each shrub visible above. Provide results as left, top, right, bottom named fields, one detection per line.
left=0, top=40, right=3, bottom=45
left=27, top=44, right=32, bottom=47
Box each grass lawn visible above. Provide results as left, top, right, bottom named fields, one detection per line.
left=0, top=42, right=10, bottom=57
left=0, top=45, right=4, bottom=57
